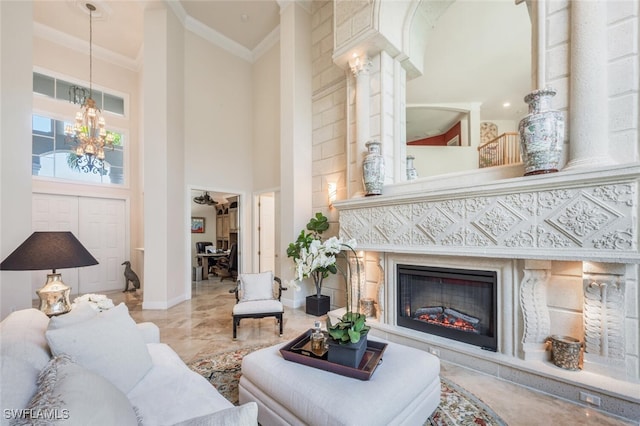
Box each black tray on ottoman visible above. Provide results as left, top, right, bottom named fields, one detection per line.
left=280, top=329, right=387, bottom=380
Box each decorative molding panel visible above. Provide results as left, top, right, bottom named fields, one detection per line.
left=335, top=166, right=640, bottom=262
left=521, top=268, right=551, bottom=345
left=583, top=276, right=625, bottom=359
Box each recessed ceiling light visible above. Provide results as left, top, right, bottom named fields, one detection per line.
left=503, top=102, right=511, bottom=108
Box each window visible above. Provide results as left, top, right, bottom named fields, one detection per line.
left=32, top=114, right=124, bottom=185
left=33, top=72, right=124, bottom=115
left=32, top=71, right=126, bottom=185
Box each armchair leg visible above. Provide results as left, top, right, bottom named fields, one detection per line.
left=233, top=317, right=238, bottom=340
left=277, top=313, right=283, bottom=336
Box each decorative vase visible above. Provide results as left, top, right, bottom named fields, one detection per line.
left=306, top=295, right=330, bottom=316
left=363, top=140, right=385, bottom=196
left=327, top=334, right=368, bottom=368
left=518, top=87, right=564, bottom=176
left=406, top=155, right=418, bottom=180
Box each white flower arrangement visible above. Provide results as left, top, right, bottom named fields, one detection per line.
left=287, top=213, right=356, bottom=297
left=73, top=293, right=115, bottom=312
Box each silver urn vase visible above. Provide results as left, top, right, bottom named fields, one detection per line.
left=363, top=140, right=385, bottom=196
left=518, top=87, right=564, bottom=176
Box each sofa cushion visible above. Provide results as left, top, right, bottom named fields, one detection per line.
left=0, top=308, right=51, bottom=371
left=13, top=354, right=139, bottom=426
left=172, top=402, right=257, bottom=426
left=47, top=301, right=97, bottom=330
left=128, top=343, right=234, bottom=426
left=232, top=300, right=283, bottom=315
left=45, top=303, right=152, bottom=394
left=239, top=271, right=274, bottom=301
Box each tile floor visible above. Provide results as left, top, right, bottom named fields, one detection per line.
left=109, top=280, right=636, bottom=426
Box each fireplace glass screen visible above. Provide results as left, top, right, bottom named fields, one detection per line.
left=397, top=265, right=497, bottom=351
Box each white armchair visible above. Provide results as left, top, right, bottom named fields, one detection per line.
left=229, top=271, right=287, bottom=340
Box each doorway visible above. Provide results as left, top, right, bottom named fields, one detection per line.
left=190, top=189, right=240, bottom=282
left=257, top=192, right=275, bottom=273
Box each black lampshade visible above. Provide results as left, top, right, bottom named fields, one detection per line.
left=0, top=232, right=99, bottom=271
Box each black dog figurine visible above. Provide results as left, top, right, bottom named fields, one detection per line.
left=122, top=261, right=140, bottom=292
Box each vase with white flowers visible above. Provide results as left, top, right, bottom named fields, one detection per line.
left=325, top=242, right=370, bottom=368
left=287, top=212, right=352, bottom=316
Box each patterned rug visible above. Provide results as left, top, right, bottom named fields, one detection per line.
left=187, top=346, right=507, bottom=426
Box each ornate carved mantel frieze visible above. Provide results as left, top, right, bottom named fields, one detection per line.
left=335, top=165, right=640, bottom=263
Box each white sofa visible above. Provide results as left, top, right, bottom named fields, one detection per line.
left=0, top=304, right=257, bottom=426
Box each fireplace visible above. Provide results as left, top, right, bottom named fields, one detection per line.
left=397, top=264, right=497, bottom=351
left=335, top=165, right=640, bottom=420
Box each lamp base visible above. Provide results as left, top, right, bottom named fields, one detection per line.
left=36, top=273, right=71, bottom=316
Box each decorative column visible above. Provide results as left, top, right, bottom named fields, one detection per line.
left=565, top=0, right=614, bottom=170
left=279, top=1, right=312, bottom=308
left=520, top=260, right=551, bottom=361
left=349, top=55, right=372, bottom=197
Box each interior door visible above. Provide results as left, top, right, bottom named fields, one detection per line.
left=31, top=193, right=126, bottom=297
left=78, top=197, right=126, bottom=294
left=258, top=193, right=275, bottom=273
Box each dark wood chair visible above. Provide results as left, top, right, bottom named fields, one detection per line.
left=229, top=271, right=287, bottom=340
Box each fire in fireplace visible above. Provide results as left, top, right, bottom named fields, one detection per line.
left=397, top=265, right=498, bottom=351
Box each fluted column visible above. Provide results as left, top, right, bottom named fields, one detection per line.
left=565, top=0, right=614, bottom=170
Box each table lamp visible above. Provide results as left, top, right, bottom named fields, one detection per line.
left=0, top=232, right=99, bottom=316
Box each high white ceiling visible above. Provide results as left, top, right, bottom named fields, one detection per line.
left=33, top=0, right=531, bottom=142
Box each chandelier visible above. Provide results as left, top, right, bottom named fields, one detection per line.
left=64, top=3, right=113, bottom=161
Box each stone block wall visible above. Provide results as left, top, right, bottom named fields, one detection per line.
left=311, top=0, right=349, bottom=307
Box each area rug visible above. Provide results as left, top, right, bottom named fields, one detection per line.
left=187, top=346, right=507, bottom=426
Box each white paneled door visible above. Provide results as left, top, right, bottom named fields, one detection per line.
left=31, top=194, right=126, bottom=298
left=258, top=193, right=275, bottom=273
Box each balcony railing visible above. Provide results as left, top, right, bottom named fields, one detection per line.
left=478, top=132, right=521, bottom=168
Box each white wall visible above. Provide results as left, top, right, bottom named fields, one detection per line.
left=407, top=145, right=478, bottom=178
left=0, top=1, right=33, bottom=319
left=252, top=43, right=281, bottom=191
left=184, top=33, right=253, bottom=190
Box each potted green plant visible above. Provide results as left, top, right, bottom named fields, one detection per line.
left=325, top=243, right=370, bottom=368
left=287, top=212, right=342, bottom=316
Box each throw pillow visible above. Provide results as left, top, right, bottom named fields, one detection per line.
left=45, top=303, right=152, bottom=394
left=47, top=301, right=97, bottom=330
left=13, top=354, right=139, bottom=426
left=171, top=402, right=258, bottom=426
left=239, top=271, right=274, bottom=302
left=0, top=308, right=51, bottom=371
left=0, top=355, right=41, bottom=419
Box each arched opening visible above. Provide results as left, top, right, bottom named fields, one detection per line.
left=405, top=0, right=532, bottom=178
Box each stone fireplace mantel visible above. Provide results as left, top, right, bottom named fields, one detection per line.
left=334, top=164, right=640, bottom=264
left=333, top=164, right=640, bottom=420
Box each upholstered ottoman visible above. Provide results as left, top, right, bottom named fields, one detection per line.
left=239, top=338, right=440, bottom=426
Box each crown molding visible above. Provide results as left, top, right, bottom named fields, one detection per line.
left=184, top=15, right=253, bottom=63
left=165, top=0, right=253, bottom=63
left=252, top=25, right=280, bottom=62
left=33, top=22, right=139, bottom=72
